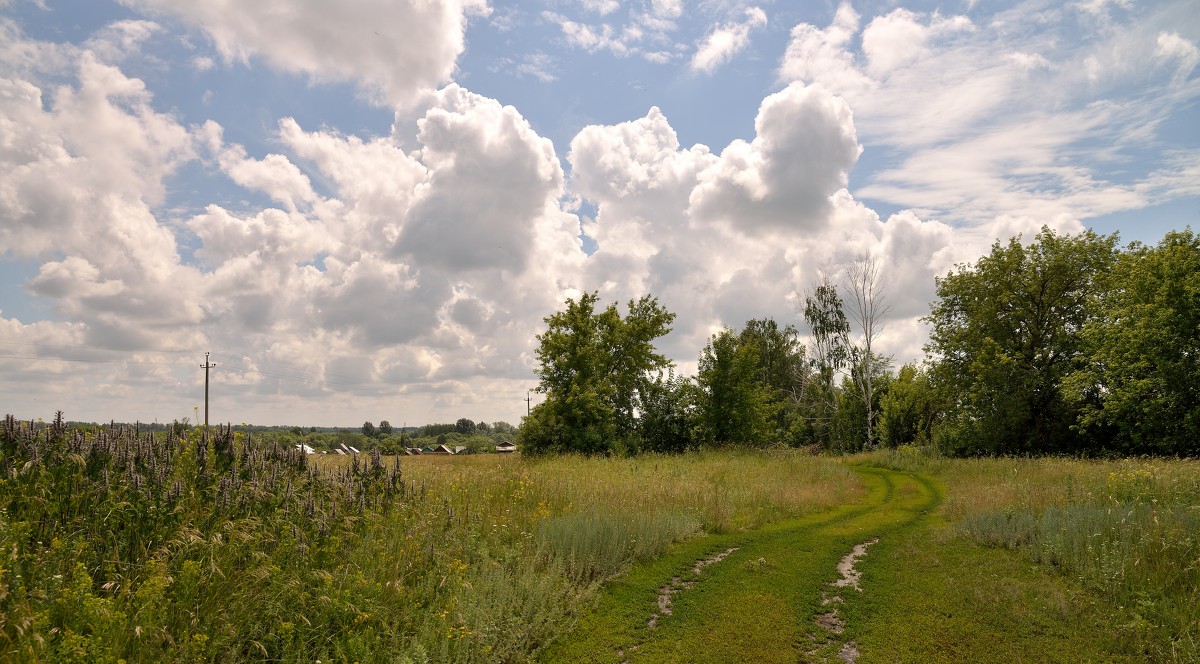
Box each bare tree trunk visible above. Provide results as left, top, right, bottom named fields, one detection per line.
left=843, top=254, right=892, bottom=449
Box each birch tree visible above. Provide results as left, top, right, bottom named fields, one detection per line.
left=844, top=254, right=892, bottom=449
left=802, top=271, right=850, bottom=445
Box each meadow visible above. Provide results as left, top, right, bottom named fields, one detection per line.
left=0, top=415, right=857, bottom=662
left=858, top=447, right=1200, bottom=661
left=1, top=416, right=1195, bottom=661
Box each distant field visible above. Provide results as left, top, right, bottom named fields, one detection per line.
left=1, top=420, right=1195, bottom=661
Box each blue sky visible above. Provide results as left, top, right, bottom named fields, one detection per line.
left=0, top=0, right=1196, bottom=426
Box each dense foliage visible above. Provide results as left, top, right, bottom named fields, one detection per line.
left=1068, top=230, right=1200, bottom=455
left=925, top=228, right=1119, bottom=454
left=697, top=327, right=778, bottom=446
left=925, top=227, right=1197, bottom=456
left=0, top=413, right=423, bottom=662
left=521, top=292, right=675, bottom=455
left=525, top=227, right=1197, bottom=457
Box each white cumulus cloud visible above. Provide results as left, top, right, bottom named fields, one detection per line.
left=778, top=1, right=1200, bottom=228
left=119, top=0, right=489, bottom=108
left=690, top=7, right=767, bottom=74
left=689, top=82, right=862, bottom=233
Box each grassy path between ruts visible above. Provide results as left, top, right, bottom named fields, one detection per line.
left=542, top=466, right=1140, bottom=663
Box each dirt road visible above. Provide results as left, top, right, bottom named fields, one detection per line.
left=543, top=466, right=939, bottom=663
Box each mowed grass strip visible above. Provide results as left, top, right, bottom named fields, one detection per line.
left=854, top=449, right=1198, bottom=661
left=542, top=467, right=938, bottom=663
left=841, top=515, right=1151, bottom=663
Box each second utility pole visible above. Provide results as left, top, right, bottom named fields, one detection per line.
left=202, top=352, right=216, bottom=427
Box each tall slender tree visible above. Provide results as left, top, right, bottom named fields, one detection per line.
left=843, top=254, right=893, bottom=448
left=803, top=271, right=850, bottom=445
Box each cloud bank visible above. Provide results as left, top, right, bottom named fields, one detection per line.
left=0, top=1, right=1196, bottom=426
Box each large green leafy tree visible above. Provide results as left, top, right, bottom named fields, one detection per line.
left=739, top=319, right=808, bottom=444
left=638, top=369, right=701, bottom=453
left=522, top=292, right=675, bottom=455
left=738, top=319, right=807, bottom=401
left=697, top=328, right=777, bottom=446
left=925, top=227, right=1117, bottom=455
left=694, top=319, right=807, bottom=447
left=1070, top=230, right=1200, bottom=455
left=877, top=363, right=946, bottom=448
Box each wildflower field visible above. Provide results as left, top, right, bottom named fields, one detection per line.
left=1, top=415, right=1196, bottom=662
left=0, top=414, right=858, bottom=662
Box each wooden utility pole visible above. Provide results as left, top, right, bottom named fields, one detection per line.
left=525, top=391, right=533, bottom=417
left=201, top=352, right=216, bottom=427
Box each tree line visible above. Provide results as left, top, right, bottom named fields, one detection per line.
left=520, top=228, right=1199, bottom=457
left=360, top=419, right=518, bottom=439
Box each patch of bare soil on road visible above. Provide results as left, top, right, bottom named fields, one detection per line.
left=816, top=610, right=845, bottom=634
left=809, top=538, right=879, bottom=662
left=833, top=538, right=878, bottom=591
left=647, top=547, right=739, bottom=630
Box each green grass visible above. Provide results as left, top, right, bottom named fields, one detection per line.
left=5, top=416, right=1195, bottom=661
left=535, top=506, right=704, bottom=584
left=541, top=466, right=939, bottom=663
left=858, top=448, right=1198, bottom=662
left=544, top=456, right=1196, bottom=662
left=0, top=417, right=860, bottom=662
left=846, top=524, right=1148, bottom=662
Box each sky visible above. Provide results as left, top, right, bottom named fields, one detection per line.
left=0, top=0, right=1197, bottom=428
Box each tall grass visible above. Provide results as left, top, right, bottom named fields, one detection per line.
left=325, top=450, right=863, bottom=584
left=862, top=448, right=1200, bottom=661
left=1, top=415, right=860, bottom=662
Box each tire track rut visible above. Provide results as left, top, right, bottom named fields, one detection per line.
left=543, top=466, right=940, bottom=663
